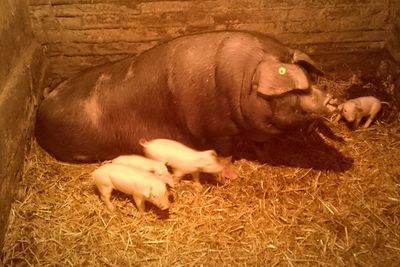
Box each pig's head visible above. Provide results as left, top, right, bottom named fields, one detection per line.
left=252, top=50, right=337, bottom=116
left=196, top=150, right=224, bottom=174
left=241, top=50, right=337, bottom=138
left=146, top=182, right=170, bottom=210
left=338, top=101, right=359, bottom=122
left=218, top=156, right=239, bottom=180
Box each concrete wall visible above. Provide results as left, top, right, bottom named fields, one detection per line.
left=387, top=0, right=400, bottom=62
left=28, top=0, right=390, bottom=83
left=0, top=0, right=48, bottom=248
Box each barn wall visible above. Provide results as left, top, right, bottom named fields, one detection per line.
left=28, top=0, right=390, bottom=83
left=387, top=0, right=400, bottom=61
left=0, top=0, right=48, bottom=248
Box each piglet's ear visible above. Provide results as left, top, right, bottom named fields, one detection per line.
left=253, top=60, right=310, bottom=97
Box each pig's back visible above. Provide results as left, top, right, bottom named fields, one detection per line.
left=144, top=139, right=199, bottom=162
left=104, top=164, right=155, bottom=195
left=356, top=96, right=381, bottom=111
left=112, top=154, right=157, bottom=168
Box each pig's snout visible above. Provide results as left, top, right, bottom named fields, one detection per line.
left=323, top=94, right=338, bottom=112
left=149, top=188, right=171, bottom=211
left=160, top=203, right=170, bottom=211
left=157, top=194, right=171, bottom=210
left=217, top=157, right=239, bottom=180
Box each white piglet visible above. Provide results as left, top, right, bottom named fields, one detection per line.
left=335, top=96, right=385, bottom=129
left=92, top=163, right=170, bottom=213
left=140, top=138, right=224, bottom=184
left=111, top=154, right=174, bottom=187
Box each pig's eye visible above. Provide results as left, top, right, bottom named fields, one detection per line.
left=278, top=67, right=286, bottom=75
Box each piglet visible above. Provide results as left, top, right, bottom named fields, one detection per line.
left=140, top=138, right=224, bottom=185
left=335, top=96, right=385, bottom=129
left=111, top=154, right=174, bottom=187
left=92, top=163, right=170, bottom=213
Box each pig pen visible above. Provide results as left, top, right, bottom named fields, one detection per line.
left=2, top=53, right=400, bottom=266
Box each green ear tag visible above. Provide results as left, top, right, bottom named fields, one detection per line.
left=279, top=67, right=286, bottom=75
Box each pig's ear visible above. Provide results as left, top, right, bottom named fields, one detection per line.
left=253, top=60, right=311, bottom=97
left=292, top=50, right=324, bottom=76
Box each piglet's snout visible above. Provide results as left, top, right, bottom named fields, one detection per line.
left=153, top=192, right=170, bottom=210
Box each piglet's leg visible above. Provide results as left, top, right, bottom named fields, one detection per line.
left=192, top=172, right=203, bottom=190
left=364, top=111, right=379, bottom=128
left=192, top=172, right=200, bottom=184
left=173, top=169, right=184, bottom=184
left=353, top=117, right=362, bottom=129
left=133, top=195, right=146, bottom=213
left=98, top=186, right=115, bottom=211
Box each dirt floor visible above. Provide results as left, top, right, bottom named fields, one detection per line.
left=1, top=51, right=400, bottom=266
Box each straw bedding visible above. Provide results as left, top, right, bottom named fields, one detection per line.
left=2, top=63, right=400, bottom=266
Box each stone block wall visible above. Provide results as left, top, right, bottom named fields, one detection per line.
left=28, top=0, right=391, bottom=83
left=0, top=0, right=48, bottom=248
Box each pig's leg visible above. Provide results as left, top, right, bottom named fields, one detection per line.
left=353, top=116, right=363, bottom=129
left=97, top=185, right=115, bottom=211
left=363, top=116, right=374, bottom=128
left=172, top=169, right=184, bottom=184
left=192, top=171, right=203, bottom=190
left=192, top=172, right=200, bottom=184
left=132, top=195, right=146, bottom=213
left=364, top=110, right=379, bottom=128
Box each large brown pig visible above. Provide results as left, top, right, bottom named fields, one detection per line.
left=35, top=31, right=337, bottom=162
